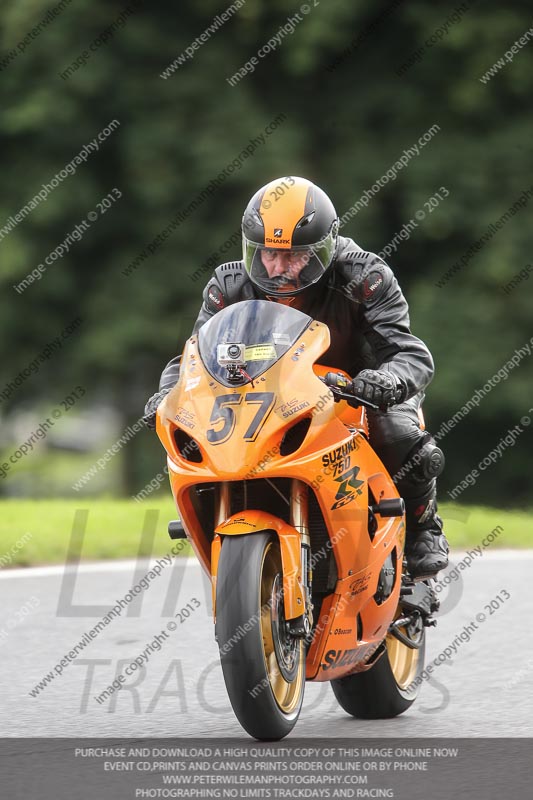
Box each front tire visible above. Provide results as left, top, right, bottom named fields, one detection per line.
left=331, top=613, right=425, bottom=718
left=215, top=532, right=305, bottom=740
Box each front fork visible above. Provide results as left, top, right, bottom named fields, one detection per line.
left=215, top=481, right=231, bottom=527
left=287, top=479, right=313, bottom=639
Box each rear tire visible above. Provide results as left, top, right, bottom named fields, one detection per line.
left=215, top=532, right=305, bottom=740
left=331, top=614, right=425, bottom=718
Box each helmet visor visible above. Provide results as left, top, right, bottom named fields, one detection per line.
left=243, top=230, right=336, bottom=297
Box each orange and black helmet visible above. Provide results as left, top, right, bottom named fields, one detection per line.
left=242, top=176, right=339, bottom=298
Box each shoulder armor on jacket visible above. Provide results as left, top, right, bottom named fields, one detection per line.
left=335, top=250, right=389, bottom=304
left=215, top=260, right=247, bottom=292
left=205, top=261, right=252, bottom=313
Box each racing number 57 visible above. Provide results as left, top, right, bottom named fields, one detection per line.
left=206, top=392, right=275, bottom=445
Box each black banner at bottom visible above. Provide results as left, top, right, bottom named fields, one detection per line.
left=1, top=738, right=530, bottom=799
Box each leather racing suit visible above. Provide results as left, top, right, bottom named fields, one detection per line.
left=157, top=235, right=446, bottom=575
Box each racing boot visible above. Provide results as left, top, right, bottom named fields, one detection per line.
left=404, top=485, right=449, bottom=579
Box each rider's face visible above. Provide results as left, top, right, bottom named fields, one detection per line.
left=260, top=248, right=311, bottom=281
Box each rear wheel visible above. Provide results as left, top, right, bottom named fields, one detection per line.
left=215, top=532, right=305, bottom=740
left=331, top=612, right=425, bottom=718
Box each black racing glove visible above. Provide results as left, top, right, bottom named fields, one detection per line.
left=143, top=388, right=171, bottom=430
left=352, top=369, right=406, bottom=408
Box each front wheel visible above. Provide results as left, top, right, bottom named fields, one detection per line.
left=215, top=532, right=305, bottom=740
left=331, top=613, right=425, bottom=718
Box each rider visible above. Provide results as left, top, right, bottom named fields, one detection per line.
left=144, top=176, right=449, bottom=579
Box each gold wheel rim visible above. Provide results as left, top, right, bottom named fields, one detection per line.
left=259, top=542, right=304, bottom=713
left=385, top=619, right=422, bottom=690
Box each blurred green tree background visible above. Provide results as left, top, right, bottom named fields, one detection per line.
left=1, top=0, right=532, bottom=504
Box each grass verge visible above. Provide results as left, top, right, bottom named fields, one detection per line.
left=0, top=498, right=188, bottom=567
left=0, top=499, right=529, bottom=567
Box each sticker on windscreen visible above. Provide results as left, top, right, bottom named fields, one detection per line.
left=244, top=344, right=277, bottom=361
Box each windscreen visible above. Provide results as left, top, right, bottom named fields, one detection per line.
left=197, top=299, right=312, bottom=387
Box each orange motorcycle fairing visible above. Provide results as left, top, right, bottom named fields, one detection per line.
left=156, top=300, right=407, bottom=687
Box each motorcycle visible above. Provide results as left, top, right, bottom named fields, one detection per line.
left=156, top=299, right=438, bottom=740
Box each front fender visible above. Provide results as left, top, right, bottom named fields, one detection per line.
left=211, top=509, right=305, bottom=621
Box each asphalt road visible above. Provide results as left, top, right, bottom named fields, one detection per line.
left=1, top=551, right=532, bottom=738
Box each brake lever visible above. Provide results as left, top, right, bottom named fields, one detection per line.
left=327, top=385, right=382, bottom=411
left=318, top=374, right=383, bottom=411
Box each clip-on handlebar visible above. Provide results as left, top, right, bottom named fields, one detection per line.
left=321, top=371, right=383, bottom=412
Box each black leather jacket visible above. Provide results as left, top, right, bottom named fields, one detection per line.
left=160, top=236, right=434, bottom=400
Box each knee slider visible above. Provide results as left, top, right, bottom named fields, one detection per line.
left=406, top=434, right=445, bottom=482
left=418, top=442, right=445, bottom=479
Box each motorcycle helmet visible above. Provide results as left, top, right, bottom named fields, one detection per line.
left=242, top=176, right=339, bottom=298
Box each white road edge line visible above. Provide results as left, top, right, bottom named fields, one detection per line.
left=1, top=550, right=532, bottom=579
left=0, top=558, right=201, bottom=579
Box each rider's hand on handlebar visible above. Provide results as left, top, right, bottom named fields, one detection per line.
left=352, top=369, right=405, bottom=409
left=323, top=371, right=378, bottom=410
left=323, top=372, right=352, bottom=392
